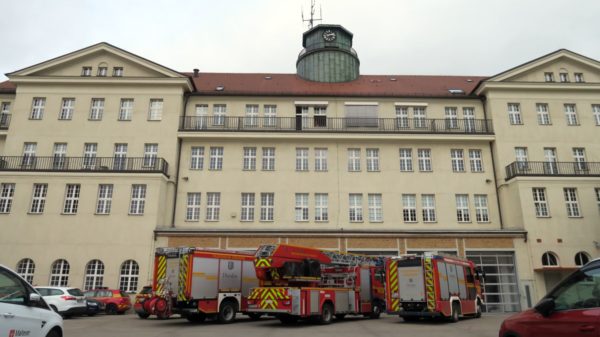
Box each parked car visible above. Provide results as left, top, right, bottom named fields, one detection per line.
left=499, top=258, right=600, bottom=337
left=84, top=288, right=131, bottom=314
left=0, top=264, right=63, bottom=337
left=85, top=298, right=105, bottom=316
left=35, top=286, right=87, bottom=317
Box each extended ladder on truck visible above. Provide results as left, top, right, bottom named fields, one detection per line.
left=248, top=244, right=387, bottom=324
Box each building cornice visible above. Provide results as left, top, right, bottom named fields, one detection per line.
left=476, top=81, right=600, bottom=95
left=8, top=76, right=193, bottom=91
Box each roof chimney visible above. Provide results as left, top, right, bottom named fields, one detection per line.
left=193, top=69, right=199, bottom=77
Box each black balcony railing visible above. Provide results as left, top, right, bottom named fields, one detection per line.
left=505, top=161, right=600, bottom=180
left=0, top=113, right=10, bottom=130
left=0, top=156, right=169, bottom=176
left=179, top=116, right=494, bottom=134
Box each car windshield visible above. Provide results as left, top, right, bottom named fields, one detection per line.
left=549, top=267, right=600, bottom=311
left=68, top=288, right=84, bottom=296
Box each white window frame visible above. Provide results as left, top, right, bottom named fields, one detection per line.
left=209, top=147, right=224, bottom=171
left=395, top=106, right=409, bottom=128
left=143, top=143, right=158, bottom=168
left=456, top=194, right=470, bottom=222
left=402, top=194, right=417, bottom=223
left=368, top=193, right=383, bottom=222
left=596, top=188, right=600, bottom=213
left=186, top=192, right=201, bottom=221
left=84, top=260, right=104, bottom=290
left=414, top=106, right=427, bottom=128
left=129, top=184, right=146, bottom=215
left=445, top=107, right=458, bottom=129
left=474, top=194, right=490, bottom=222
left=348, top=148, right=361, bottom=172
left=119, top=260, right=139, bottom=293
left=243, top=147, right=257, bottom=171
left=148, top=99, right=163, bottom=121
left=295, top=193, right=309, bottom=221
left=190, top=146, right=204, bottom=170
left=59, top=98, right=75, bottom=120
left=260, top=193, right=274, bottom=221
left=315, top=193, right=328, bottom=222
left=206, top=192, right=220, bottom=221
left=113, top=143, right=128, bottom=170
left=421, top=194, right=436, bottom=222
left=240, top=193, right=255, bottom=221
left=366, top=148, right=380, bottom=172
left=296, top=148, right=309, bottom=171
left=119, top=99, right=134, bottom=121
left=16, top=259, right=35, bottom=284
left=213, top=104, right=226, bottom=126
left=349, top=194, right=363, bottom=222
left=463, top=107, right=475, bottom=131
left=417, top=149, right=432, bottom=172
left=264, top=105, right=277, bottom=127
left=515, top=147, right=529, bottom=170
left=0, top=183, right=16, bottom=213
left=53, top=143, right=67, bottom=169
left=89, top=98, right=104, bottom=120
left=541, top=252, right=558, bottom=266
left=574, top=73, right=584, bottom=83
left=564, top=104, right=578, bottom=125
left=113, top=67, right=124, bottom=77
left=399, top=148, right=413, bottom=172
left=559, top=72, right=569, bottom=83
left=315, top=148, right=328, bottom=171
left=63, top=184, right=80, bottom=214
left=97, top=67, right=108, bottom=77
left=49, top=259, right=70, bottom=287
left=262, top=147, right=275, bottom=171
left=572, top=148, right=587, bottom=171
left=544, top=72, right=554, bottom=82
left=22, top=142, right=37, bottom=167
left=507, top=103, right=522, bottom=125
left=469, top=149, right=484, bottom=172
left=96, top=184, right=113, bottom=214
left=532, top=188, right=549, bottom=217
left=451, top=149, right=465, bottom=172
left=30, top=97, right=45, bottom=120
left=593, top=104, right=600, bottom=126
left=536, top=103, right=551, bottom=125
left=563, top=188, right=581, bottom=217
left=244, top=104, right=259, bottom=127
left=81, top=67, right=92, bottom=76
left=29, top=183, right=48, bottom=214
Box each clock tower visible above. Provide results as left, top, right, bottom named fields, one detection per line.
left=296, top=24, right=360, bottom=82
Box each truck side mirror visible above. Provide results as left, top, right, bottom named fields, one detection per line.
left=534, top=297, right=555, bottom=317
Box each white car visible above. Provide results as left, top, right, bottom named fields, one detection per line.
left=0, top=264, right=63, bottom=337
left=36, top=286, right=87, bottom=317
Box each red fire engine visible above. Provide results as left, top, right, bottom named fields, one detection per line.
left=134, top=247, right=262, bottom=323
left=247, top=244, right=386, bottom=324
left=385, top=252, right=484, bottom=322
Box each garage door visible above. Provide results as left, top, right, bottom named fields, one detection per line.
left=466, top=251, right=520, bottom=313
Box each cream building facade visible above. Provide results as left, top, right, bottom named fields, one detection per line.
left=0, top=25, right=597, bottom=313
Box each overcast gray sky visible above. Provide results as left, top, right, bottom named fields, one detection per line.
left=2, top=0, right=599, bottom=81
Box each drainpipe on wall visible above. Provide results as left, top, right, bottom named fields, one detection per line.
left=171, top=94, right=189, bottom=227
left=482, top=95, right=504, bottom=230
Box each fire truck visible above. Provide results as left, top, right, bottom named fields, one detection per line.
left=134, top=247, right=262, bottom=323
left=385, top=252, right=484, bottom=322
left=246, top=244, right=386, bottom=324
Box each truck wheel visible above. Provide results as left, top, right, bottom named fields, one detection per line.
left=279, top=314, right=299, bottom=324
left=369, top=302, right=382, bottom=319
left=186, top=313, right=206, bottom=323
left=217, top=301, right=237, bottom=324
left=318, top=303, right=334, bottom=325
left=335, top=314, right=346, bottom=320
left=475, top=301, right=482, bottom=318
left=137, top=312, right=150, bottom=319
left=247, top=313, right=262, bottom=320
left=450, top=302, right=460, bottom=323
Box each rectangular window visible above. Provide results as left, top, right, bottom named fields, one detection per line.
left=262, top=147, right=275, bottom=171
left=143, top=143, right=158, bottom=167
left=97, top=67, right=107, bottom=77
left=96, top=184, right=113, bottom=214
left=469, top=149, right=483, bottom=172
left=22, top=142, right=37, bottom=167
left=592, top=104, right=600, bottom=126
left=30, top=183, right=48, bottom=214
left=296, top=148, right=309, bottom=171
left=129, top=184, right=146, bottom=215
left=399, top=148, right=413, bottom=172
left=260, top=193, right=274, bottom=221
left=564, top=104, right=578, bottom=125
left=402, top=194, right=417, bottom=222
left=315, top=193, right=328, bottom=221
left=295, top=193, right=309, bottom=221
left=30, top=97, right=45, bottom=120
left=0, top=183, right=16, bottom=213
left=421, top=194, right=436, bottom=222
left=186, top=193, right=201, bottom=221
left=368, top=194, right=383, bottom=222
left=455, top=194, right=470, bottom=222
left=463, top=107, right=475, bottom=131
left=536, top=103, right=551, bottom=125
left=315, top=148, right=328, bottom=171
left=243, top=147, right=257, bottom=171
left=348, top=148, right=361, bottom=172
left=206, top=192, right=220, bottom=220
left=417, top=149, right=432, bottom=172
left=445, top=107, right=458, bottom=128
left=241, top=193, right=255, bottom=221
left=83, top=143, right=98, bottom=170
left=89, top=98, right=104, bottom=120
left=564, top=188, right=580, bottom=217
left=532, top=188, right=549, bottom=217
left=148, top=99, right=163, bottom=121
left=507, top=103, right=522, bottom=125
left=314, top=106, right=327, bottom=127
left=451, top=149, right=465, bottom=172
left=366, top=148, right=380, bottom=172
left=53, top=143, right=67, bottom=169
left=81, top=66, right=92, bottom=76
left=573, top=148, right=587, bottom=171
left=264, top=105, right=277, bottom=127
left=1, top=102, right=10, bottom=115
left=245, top=104, right=259, bottom=127
left=190, top=146, right=204, bottom=170
left=59, top=98, right=75, bottom=120
left=209, top=147, right=224, bottom=170
left=559, top=72, right=569, bottom=82
left=474, top=195, right=489, bottom=222
left=414, top=107, right=427, bottom=128
left=395, top=106, right=409, bottom=128
left=113, top=143, right=128, bottom=170
left=544, top=147, right=558, bottom=174
left=349, top=194, right=363, bottom=222
left=119, top=99, right=134, bottom=121
left=213, top=104, right=226, bottom=126
left=113, top=67, right=123, bottom=77
left=574, top=73, right=584, bottom=83
left=515, top=147, right=529, bottom=170
left=63, top=184, right=80, bottom=214
left=595, top=188, right=600, bottom=212
left=544, top=72, right=554, bottom=82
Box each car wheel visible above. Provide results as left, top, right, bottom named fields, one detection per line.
left=87, top=312, right=96, bottom=317
left=45, top=329, right=61, bottom=337
left=318, top=303, right=333, bottom=325
left=106, top=303, right=118, bottom=315
left=217, top=300, right=236, bottom=324
left=369, top=302, right=382, bottom=319
left=247, top=312, right=262, bottom=320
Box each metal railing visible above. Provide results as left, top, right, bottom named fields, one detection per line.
left=0, top=113, right=10, bottom=130
left=0, top=156, right=169, bottom=176
left=505, top=161, right=600, bottom=180
left=179, top=116, right=494, bottom=134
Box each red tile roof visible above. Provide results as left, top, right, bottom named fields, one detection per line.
left=0, top=81, right=16, bottom=93
left=185, top=73, right=488, bottom=98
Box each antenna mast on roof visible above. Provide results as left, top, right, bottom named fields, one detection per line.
left=301, top=0, right=322, bottom=29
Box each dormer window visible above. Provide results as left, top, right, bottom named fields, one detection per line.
left=97, top=67, right=107, bottom=77
left=113, top=67, right=124, bottom=77
left=574, top=73, right=584, bottom=83
left=559, top=72, right=569, bottom=83
left=81, top=67, right=92, bottom=77
left=544, top=72, right=554, bottom=82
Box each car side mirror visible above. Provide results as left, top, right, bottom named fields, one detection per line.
left=29, top=293, right=42, bottom=304
left=534, top=297, right=555, bottom=317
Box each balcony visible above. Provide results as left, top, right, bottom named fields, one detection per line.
left=0, top=156, right=169, bottom=177
left=179, top=116, right=494, bottom=135
left=505, top=161, right=600, bottom=180
left=0, top=113, right=10, bottom=130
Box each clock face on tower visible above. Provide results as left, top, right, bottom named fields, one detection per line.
left=322, top=29, right=336, bottom=42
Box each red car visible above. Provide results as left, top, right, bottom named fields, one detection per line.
left=499, top=258, right=600, bottom=337
left=84, top=288, right=132, bottom=314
